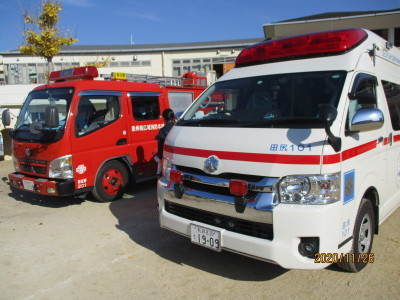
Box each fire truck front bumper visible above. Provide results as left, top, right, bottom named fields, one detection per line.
left=8, top=173, right=75, bottom=196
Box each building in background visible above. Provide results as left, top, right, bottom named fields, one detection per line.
left=0, top=39, right=262, bottom=87
left=0, top=8, right=399, bottom=105
left=263, top=8, right=400, bottom=46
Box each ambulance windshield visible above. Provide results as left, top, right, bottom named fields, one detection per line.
left=13, top=88, right=73, bottom=142
left=180, top=71, right=346, bottom=128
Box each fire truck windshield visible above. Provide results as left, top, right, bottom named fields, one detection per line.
left=179, top=71, right=346, bottom=128
left=13, top=88, right=74, bottom=142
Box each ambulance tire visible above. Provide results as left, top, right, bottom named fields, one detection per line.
left=336, top=198, right=375, bottom=272
left=92, top=160, right=128, bottom=202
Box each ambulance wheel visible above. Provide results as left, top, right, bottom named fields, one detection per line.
left=92, top=161, right=128, bottom=202
left=336, top=198, right=374, bottom=272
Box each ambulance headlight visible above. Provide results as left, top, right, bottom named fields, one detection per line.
left=162, top=158, right=173, bottom=181
left=49, top=155, right=73, bottom=179
left=278, top=173, right=340, bottom=204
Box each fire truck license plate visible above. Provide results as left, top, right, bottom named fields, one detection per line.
left=22, top=180, right=34, bottom=191
left=190, top=224, right=221, bottom=251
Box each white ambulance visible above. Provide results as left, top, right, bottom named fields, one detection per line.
left=157, top=28, right=400, bottom=272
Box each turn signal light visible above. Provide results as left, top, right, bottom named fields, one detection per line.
left=229, top=180, right=248, bottom=196
left=170, top=170, right=183, bottom=183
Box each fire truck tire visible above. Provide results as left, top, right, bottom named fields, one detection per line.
left=336, top=198, right=375, bottom=272
left=92, top=160, right=129, bottom=202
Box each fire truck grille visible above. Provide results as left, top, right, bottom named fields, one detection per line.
left=19, top=158, right=47, bottom=175
left=20, top=164, right=47, bottom=174
left=165, top=200, right=273, bottom=240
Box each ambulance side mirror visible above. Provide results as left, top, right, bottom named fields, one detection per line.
left=318, top=104, right=341, bottom=152
left=45, top=106, right=59, bottom=128
left=2, top=109, right=11, bottom=127
left=349, top=108, right=384, bottom=133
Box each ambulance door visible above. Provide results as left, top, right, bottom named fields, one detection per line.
left=71, top=91, right=128, bottom=190
left=342, top=73, right=386, bottom=221
left=127, top=92, right=163, bottom=178
left=381, top=80, right=400, bottom=219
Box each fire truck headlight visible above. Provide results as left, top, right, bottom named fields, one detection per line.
left=278, top=173, right=340, bottom=204
left=49, top=155, right=73, bottom=179
left=162, top=158, right=172, bottom=181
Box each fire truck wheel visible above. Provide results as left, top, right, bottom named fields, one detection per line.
left=92, top=160, right=129, bottom=202
left=336, top=198, right=375, bottom=272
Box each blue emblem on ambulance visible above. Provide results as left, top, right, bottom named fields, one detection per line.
left=344, top=170, right=355, bottom=204
left=204, top=155, right=219, bottom=174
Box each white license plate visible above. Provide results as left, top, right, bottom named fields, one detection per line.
left=190, top=224, right=221, bottom=251
left=22, top=179, right=35, bottom=191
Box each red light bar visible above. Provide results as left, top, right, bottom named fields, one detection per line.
left=170, top=170, right=183, bottom=183
left=229, top=180, right=248, bottom=196
left=235, top=28, right=368, bottom=67
left=49, top=66, right=99, bottom=82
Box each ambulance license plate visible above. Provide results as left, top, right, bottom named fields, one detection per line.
left=23, top=179, right=34, bottom=191
left=190, top=224, right=221, bottom=251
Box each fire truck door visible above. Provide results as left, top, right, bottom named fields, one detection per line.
left=128, top=92, right=163, bottom=178
left=71, top=91, right=128, bottom=185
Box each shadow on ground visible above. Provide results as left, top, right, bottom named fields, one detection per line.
left=110, top=179, right=288, bottom=281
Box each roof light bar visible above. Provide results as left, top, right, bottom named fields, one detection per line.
left=235, top=28, right=368, bottom=67
left=49, top=66, right=99, bottom=82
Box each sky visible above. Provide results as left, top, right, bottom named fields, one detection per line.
left=0, top=0, right=399, bottom=52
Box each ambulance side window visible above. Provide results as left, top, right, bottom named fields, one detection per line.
left=346, top=74, right=378, bottom=130
left=382, top=80, right=400, bottom=131
left=130, top=94, right=161, bottom=121
left=76, top=95, right=120, bottom=136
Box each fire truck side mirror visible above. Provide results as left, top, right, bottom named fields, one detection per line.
left=2, top=109, right=11, bottom=127
left=45, top=106, right=59, bottom=128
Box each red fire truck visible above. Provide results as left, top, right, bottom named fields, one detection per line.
left=2, top=66, right=206, bottom=202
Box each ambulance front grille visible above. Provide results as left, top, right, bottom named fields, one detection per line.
left=165, top=200, right=273, bottom=240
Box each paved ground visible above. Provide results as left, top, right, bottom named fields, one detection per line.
left=0, top=159, right=399, bottom=300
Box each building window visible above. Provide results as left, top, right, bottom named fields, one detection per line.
left=172, top=57, right=236, bottom=77
left=371, top=29, right=389, bottom=41
left=395, top=27, right=400, bottom=47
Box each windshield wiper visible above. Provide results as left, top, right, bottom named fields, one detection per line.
left=177, top=118, right=239, bottom=126
left=240, top=118, right=322, bottom=127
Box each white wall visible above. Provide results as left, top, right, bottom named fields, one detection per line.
left=0, top=84, right=40, bottom=106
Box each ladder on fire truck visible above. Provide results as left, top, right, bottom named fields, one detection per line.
left=101, top=71, right=208, bottom=88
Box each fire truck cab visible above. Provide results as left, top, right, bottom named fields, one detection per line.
left=3, top=67, right=205, bottom=202
left=157, top=28, right=400, bottom=272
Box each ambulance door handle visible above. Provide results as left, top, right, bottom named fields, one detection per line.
left=377, top=136, right=383, bottom=144
left=116, top=138, right=127, bottom=145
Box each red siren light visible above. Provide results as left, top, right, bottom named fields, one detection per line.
left=235, top=28, right=368, bottom=67
left=49, top=66, right=99, bottom=82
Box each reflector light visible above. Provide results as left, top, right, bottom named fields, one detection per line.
left=235, top=28, right=368, bottom=67
left=229, top=180, right=248, bottom=196
left=170, top=170, right=183, bottom=183
left=49, top=66, right=99, bottom=82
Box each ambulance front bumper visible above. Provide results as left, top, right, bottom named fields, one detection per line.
left=8, top=173, right=75, bottom=196
left=157, top=179, right=343, bottom=270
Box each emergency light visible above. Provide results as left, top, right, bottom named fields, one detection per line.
left=49, top=66, right=99, bottom=82
left=235, top=28, right=368, bottom=67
